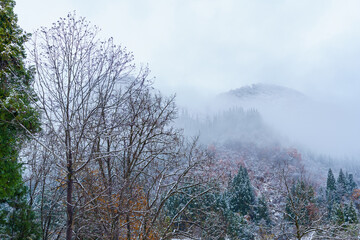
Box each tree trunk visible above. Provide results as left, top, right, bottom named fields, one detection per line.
left=66, top=165, right=73, bottom=240
left=66, top=129, right=74, bottom=240
left=127, top=213, right=131, bottom=240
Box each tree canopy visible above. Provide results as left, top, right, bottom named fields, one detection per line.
left=0, top=0, right=40, bottom=238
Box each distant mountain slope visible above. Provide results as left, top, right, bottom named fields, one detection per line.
left=207, top=84, right=308, bottom=120
left=176, top=107, right=279, bottom=146
left=225, top=83, right=305, bottom=100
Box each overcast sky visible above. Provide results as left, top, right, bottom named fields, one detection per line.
left=14, top=0, right=360, bottom=157
left=15, top=0, right=360, bottom=100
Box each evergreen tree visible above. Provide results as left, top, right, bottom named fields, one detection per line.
left=346, top=173, right=357, bottom=195
left=227, top=165, right=255, bottom=216
left=326, top=169, right=336, bottom=193
left=165, top=185, right=228, bottom=238
left=326, top=168, right=337, bottom=214
left=165, top=184, right=255, bottom=239
left=224, top=209, right=254, bottom=240
left=336, top=169, right=347, bottom=201
left=253, top=195, right=271, bottom=225
left=0, top=0, right=40, bottom=238
left=331, top=203, right=344, bottom=225
left=344, top=202, right=358, bottom=224
left=285, top=180, right=316, bottom=226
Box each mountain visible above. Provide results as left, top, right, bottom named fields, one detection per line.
left=177, top=83, right=306, bottom=147
left=225, top=83, right=305, bottom=101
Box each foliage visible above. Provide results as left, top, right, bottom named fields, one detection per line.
left=164, top=183, right=257, bottom=239
left=331, top=203, right=345, bottom=225
left=336, top=169, right=347, bottom=201
left=253, top=195, right=271, bottom=225
left=223, top=208, right=254, bottom=240
left=344, top=202, right=358, bottom=225
left=326, top=169, right=336, bottom=195
left=285, top=180, right=317, bottom=226
left=165, top=185, right=228, bottom=239
left=0, top=0, right=40, bottom=238
left=227, top=165, right=255, bottom=216
left=326, top=168, right=336, bottom=214
left=346, top=172, right=357, bottom=195
left=0, top=186, right=40, bottom=240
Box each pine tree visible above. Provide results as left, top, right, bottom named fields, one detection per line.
left=227, top=165, right=255, bottom=216
left=0, top=0, right=40, bottom=238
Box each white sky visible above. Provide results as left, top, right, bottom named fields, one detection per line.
left=15, top=0, right=360, bottom=100
left=14, top=0, right=360, bottom=157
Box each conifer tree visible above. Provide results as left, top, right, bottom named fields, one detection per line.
left=336, top=169, right=347, bottom=201
left=344, top=202, right=358, bottom=224
left=326, top=168, right=336, bottom=213
left=0, top=0, right=40, bottom=238
left=346, top=173, right=357, bottom=195
left=326, top=169, right=336, bottom=193
left=331, top=203, right=344, bottom=226
left=227, top=165, right=255, bottom=216
left=253, top=195, right=271, bottom=225
left=285, top=180, right=316, bottom=226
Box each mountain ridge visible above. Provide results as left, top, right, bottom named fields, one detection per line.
left=222, top=83, right=305, bottom=101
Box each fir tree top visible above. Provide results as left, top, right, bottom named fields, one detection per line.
left=337, top=169, right=346, bottom=186
left=326, top=168, right=336, bottom=192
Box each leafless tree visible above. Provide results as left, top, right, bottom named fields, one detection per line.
left=29, top=13, right=151, bottom=240
left=26, top=13, right=212, bottom=240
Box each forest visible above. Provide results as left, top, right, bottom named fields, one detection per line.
left=1, top=0, right=360, bottom=239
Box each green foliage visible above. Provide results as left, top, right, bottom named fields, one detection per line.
left=0, top=0, right=40, bottom=238
left=326, top=168, right=337, bottom=214
left=344, top=202, right=358, bottom=225
left=326, top=169, right=336, bottom=193
left=331, top=203, right=344, bottom=225
left=165, top=185, right=227, bottom=238
left=285, top=180, right=316, bottom=226
left=164, top=183, right=256, bottom=239
left=253, top=195, right=271, bottom=225
left=0, top=0, right=31, bottom=82
left=346, top=173, right=357, bottom=195
left=223, top=208, right=254, bottom=240
left=0, top=186, right=40, bottom=239
left=336, top=169, right=347, bottom=201
left=330, top=201, right=358, bottom=226
left=227, top=165, right=255, bottom=216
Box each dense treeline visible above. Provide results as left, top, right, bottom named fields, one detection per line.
left=177, top=107, right=277, bottom=146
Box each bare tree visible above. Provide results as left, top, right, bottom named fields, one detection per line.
left=26, top=13, right=212, bottom=240
left=29, top=13, right=149, bottom=240
left=71, top=82, right=213, bottom=239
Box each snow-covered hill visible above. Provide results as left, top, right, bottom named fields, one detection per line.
left=225, top=83, right=305, bottom=101
left=215, top=83, right=307, bottom=112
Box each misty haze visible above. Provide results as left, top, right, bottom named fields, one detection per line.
left=1, top=0, right=360, bottom=239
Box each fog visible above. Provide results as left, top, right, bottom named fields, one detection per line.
left=15, top=0, right=360, bottom=160
left=174, top=83, right=360, bottom=161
